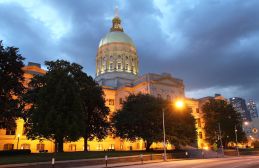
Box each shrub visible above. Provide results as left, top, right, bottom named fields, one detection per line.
left=0, top=149, right=31, bottom=156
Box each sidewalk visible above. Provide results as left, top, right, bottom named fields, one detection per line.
left=74, top=159, right=174, bottom=168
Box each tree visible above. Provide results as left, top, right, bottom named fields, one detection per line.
left=24, top=60, right=84, bottom=152
left=74, top=71, right=110, bottom=151
left=202, top=99, right=247, bottom=148
left=0, top=41, right=25, bottom=129
left=165, top=104, right=197, bottom=149
left=112, top=93, right=196, bottom=151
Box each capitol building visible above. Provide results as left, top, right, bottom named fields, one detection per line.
left=0, top=10, right=208, bottom=152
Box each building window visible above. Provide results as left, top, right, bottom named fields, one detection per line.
left=110, top=63, right=113, bottom=70
left=136, top=143, right=140, bottom=149
left=21, top=144, right=30, bottom=150
left=4, top=144, right=14, bottom=150
left=109, top=99, right=114, bottom=105
left=199, top=132, right=203, bottom=139
left=69, top=144, right=76, bottom=151
left=97, top=144, right=103, bottom=151
left=109, top=144, right=115, bottom=150
left=37, top=144, right=45, bottom=151
left=125, top=64, right=128, bottom=70
left=6, top=127, right=16, bottom=135
left=196, top=108, right=199, bottom=113
left=120, top=144, right=123, bottom=150
left=118, top=63, right=121, bottom=70
left=119, top=98, right=123, bottom=105
left=197, top=118, right=201, bottom=128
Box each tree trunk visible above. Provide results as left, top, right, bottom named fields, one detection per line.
left=84, top=135, right=88, bottom=152
left=56, top=137, right=64, bottom=152
left=145, top=141, right=152, bottom=151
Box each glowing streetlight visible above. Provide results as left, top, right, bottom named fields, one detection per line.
left=175, top=100, right=184, bottom=109
left=162, top=99, right=185, bottom=161
left=244, top=121, right=249, bottom=126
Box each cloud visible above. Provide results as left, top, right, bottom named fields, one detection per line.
left=0, top=0, right=258, bottom=105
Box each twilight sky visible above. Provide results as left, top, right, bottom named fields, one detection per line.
left=0, top=0, right=259, bottom=104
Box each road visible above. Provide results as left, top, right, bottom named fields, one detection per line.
left=79, top=156, right=259, bottom=168
left=121, top=156, right=259, bottom=168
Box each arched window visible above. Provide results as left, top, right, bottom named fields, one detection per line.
left=110, top=63, right=113, bottom=70
left=118, top=63, right=121, bottom=70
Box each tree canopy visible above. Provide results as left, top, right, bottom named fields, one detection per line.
left=74, top=67, right=110, bottom=151
left=112, top=93, right=196, bottom=151
left=202, top=99, right=247, bottom=148
left=24, top=60, right=84, bottom=152
left=0, top=41, right=25, bottom=129
left=24, top=60, right=110, bottom=152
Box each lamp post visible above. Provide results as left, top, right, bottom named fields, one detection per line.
left=218, top=123, right=224, bottom=157
left=162, top=100, right=184, bottom=161
left=162, top=108, right=166, bottom=161
left=234, top=125, right=240, bottom=156
left=17, top=134, right=20, bottom=150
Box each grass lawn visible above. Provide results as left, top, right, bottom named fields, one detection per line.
left=0, top=151, right=160, bottom=165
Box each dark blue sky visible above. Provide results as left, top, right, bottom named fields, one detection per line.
left=0, top=0, right=259, bottom=104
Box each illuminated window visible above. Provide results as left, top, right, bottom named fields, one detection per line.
left=199, top=132, right=203, bottom=139
left=109, top=99, right=114, bottom=105
left=97, top=144, right=103, bottom=151
left=4, top=144, right=14, bottom=150
left=197, top=118, right=201, bottom=127
left=136, top=143, right=140, bottom=149
left=37, top=144, right=45, bottom=151
left=21, top=144, right=30, bottom=150
left=6, top=127, right=16, bottom=135
left=109, top=144, right=115, bottom=150
left=69, top=144, right=76, bottom=151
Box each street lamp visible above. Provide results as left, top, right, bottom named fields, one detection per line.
left=162, top=100, right=184, bottom=161
left=234, top=125, right=240, bottom=156
left=17, top=134, right=20, bottom=150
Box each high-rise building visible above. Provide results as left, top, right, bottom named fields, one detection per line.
left=229, top=97, right=251, bottom=121
left=247, top=99, right=258, bottom=119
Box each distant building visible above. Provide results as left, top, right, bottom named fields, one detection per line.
left=247, top=99, right=258, bottom=119
left=229, top=97, right=251, bottom=121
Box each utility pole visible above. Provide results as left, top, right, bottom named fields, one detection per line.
left=162, top=108, right=166, bottom=161
left=218, top=123, right=224, bottom=157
